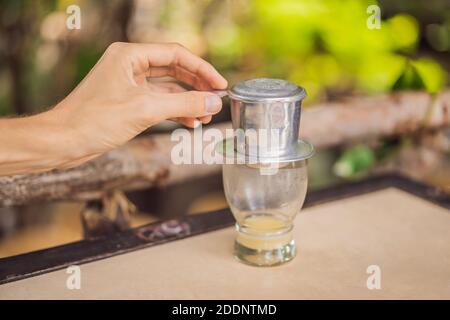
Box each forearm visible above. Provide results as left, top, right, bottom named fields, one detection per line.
left=0, top=110, right=80, bottom=176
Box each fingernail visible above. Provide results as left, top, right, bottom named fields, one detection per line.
left=205, top=95, right=222, bottom=114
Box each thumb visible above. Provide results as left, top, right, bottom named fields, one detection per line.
left=148, top=91, right=223, bottom=120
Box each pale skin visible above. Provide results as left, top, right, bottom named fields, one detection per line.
left=0, top=42, right=227, bottom=176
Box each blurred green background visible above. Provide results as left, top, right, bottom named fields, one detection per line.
left=0, top=0, right=449, bottom=184
left=1, top=0, right=449, bottom=184
left=0, top=0, right=449, bottom=256
left=0, top=0, right=448, bottom=115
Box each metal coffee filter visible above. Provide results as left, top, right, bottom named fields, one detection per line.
left=217, top=78, right=314, bottom=163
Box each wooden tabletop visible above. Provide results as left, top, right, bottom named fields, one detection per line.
left=0, top=175, right=449, bottom=299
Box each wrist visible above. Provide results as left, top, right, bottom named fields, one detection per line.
left=0, top=110, right=73, bottom=175
left=40, top=107, right=89, bottom=169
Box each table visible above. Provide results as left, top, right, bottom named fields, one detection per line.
left=0, top=175, right=449, bottom=299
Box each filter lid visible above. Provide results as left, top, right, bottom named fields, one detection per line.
left=228, top=78, right=306, bottom=102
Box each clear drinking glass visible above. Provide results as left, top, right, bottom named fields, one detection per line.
left=222, top=160, right=308, bottom=266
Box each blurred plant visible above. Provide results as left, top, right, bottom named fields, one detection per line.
left=392, top=61, right=426, bottom=91
left=333, top=137, right=412, bottom=179
left=0, top=0, right=448, bottom=116
left=206, top=0, right=447, bottom=102
left=333, top=57, right=429, bottom=179
left=333, top=144, right=375, bottom=178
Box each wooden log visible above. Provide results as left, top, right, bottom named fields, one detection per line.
left=300, top=90, right=450, bottom=147
left=0, top=132, right=224, bottom=206
left=1, top=90, right=449, bottom=206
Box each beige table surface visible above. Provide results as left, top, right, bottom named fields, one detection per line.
left=0, top=188, right=449, bottom=299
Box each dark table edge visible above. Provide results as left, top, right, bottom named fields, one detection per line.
left=0, top=174, right=448, bottom=285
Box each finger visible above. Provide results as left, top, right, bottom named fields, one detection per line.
left=147, top=81, right=186, bottom=93
left=169, top=44, right=228, bottom=89
left=171, top=114, right=210, bottom=126
left=146, top=82, right=172, bottom=93
left=147, top=66, right=213, bottom=90
left=146, top=91, right=222, bottom=120
left=153, top=82, right=186, bottom=93
left=171, top=117, right=202, bottom=128
left=198, top=115, right=212, bottom=124
left=123, top=42, right=228, bottom=89
left=146, top=66, right=171, bottom=77
left=171, top=66, right=213, bottom=90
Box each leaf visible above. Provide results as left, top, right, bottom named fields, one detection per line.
left=333, top=144, right=375, bottom=178
left=392, top=61, right=427, bottom=91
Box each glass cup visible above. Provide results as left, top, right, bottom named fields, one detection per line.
left=222, top=160, right=308, bottom=266
left=218, top=78, right=313, bottom=266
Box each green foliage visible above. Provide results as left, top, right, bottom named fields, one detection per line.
left=391, top=58, right=445, bottom=93
left=334, top=137, right=412, bottom=179
left=335, top=39, right=442, bottom=180
left=333, top=144, right=375, bottom=178
left=392, top=61, right=426, bottom=91
left=208, top=0, right=446, bottom=102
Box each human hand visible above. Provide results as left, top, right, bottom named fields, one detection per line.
left=49, top=42, right=227, bottom=166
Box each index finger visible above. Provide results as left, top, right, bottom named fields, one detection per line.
left=128, top=42, right=228, bottom=90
